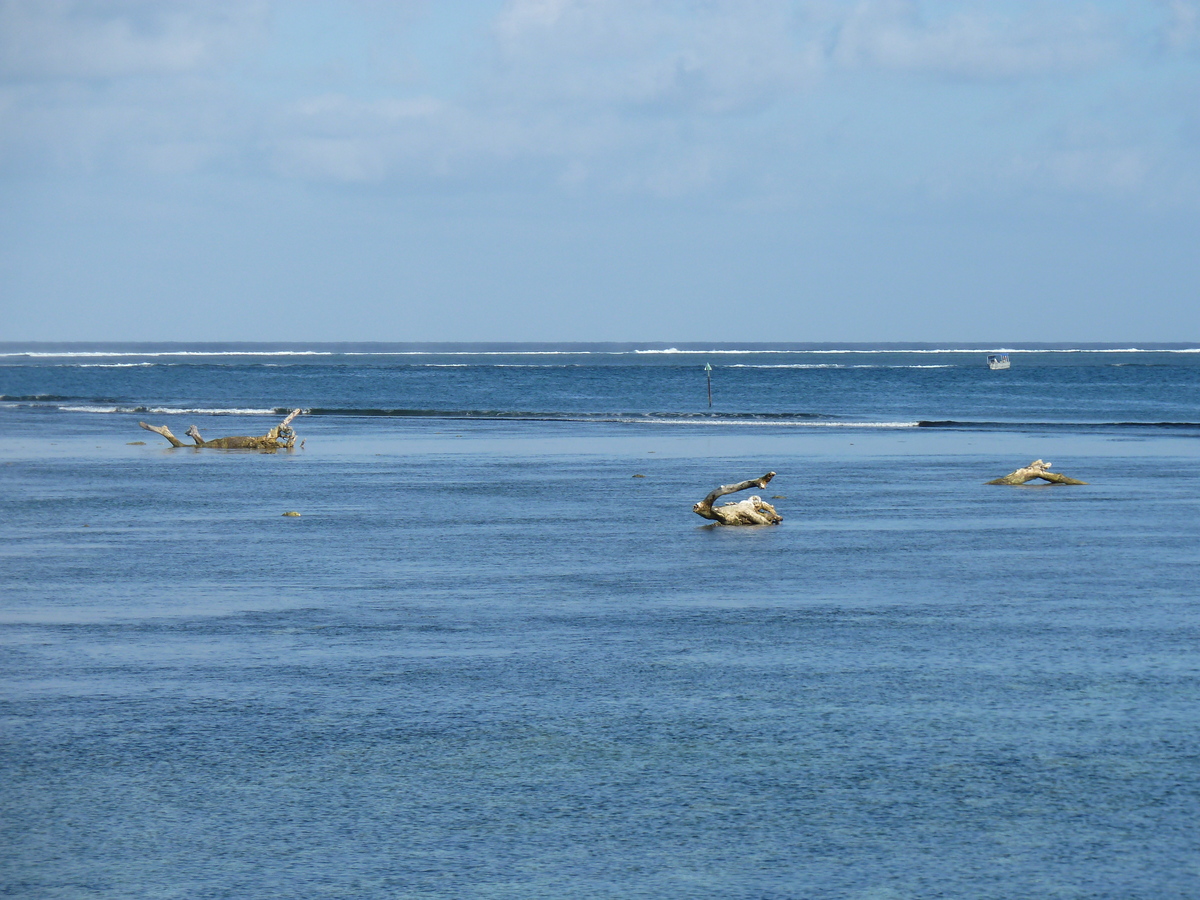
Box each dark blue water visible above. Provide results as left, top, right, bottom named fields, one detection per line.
left=3, top=345, right=1199, bottom=898
left=4, top=343, right=1200, bottom=427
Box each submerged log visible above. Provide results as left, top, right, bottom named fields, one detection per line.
left=139, top=409, right=301, bottom=451
left=693, top=472, right=782, bottom=525
left=987, top=459, right=1087, bottom=485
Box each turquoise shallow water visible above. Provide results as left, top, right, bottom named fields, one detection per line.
left=2, top=346, right=1200, bottom=898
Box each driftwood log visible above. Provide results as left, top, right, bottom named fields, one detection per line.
left=693, top=472, right=782, bottom=525
left=140, top=409, right=301, bottom=451
left=987, top=459, right=1087, bottom=485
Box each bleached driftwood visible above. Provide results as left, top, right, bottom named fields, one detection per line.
left=986, top=459, right=1087, bottom=485
left=693, top=472, right=782, bottom=525
left=140, top=409, right=301, bottom=451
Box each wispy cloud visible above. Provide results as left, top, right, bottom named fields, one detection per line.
left=0, top=0, right=268, bottom=79
left=828, top=0, right=1123, bottom=78
left=0, top=0, right=1197, bottom=203
left=490, top=0, right=823, bottom=114
left=1162, top=0, right=1200, bottom=50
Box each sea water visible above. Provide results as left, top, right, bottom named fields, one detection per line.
left=2, top=344, right=1199, bottom=898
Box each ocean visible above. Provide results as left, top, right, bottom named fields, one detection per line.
left=2, top=343, right=1199, bottom=898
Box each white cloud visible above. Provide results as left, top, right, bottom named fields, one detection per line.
left=0, top=0, right=269, bottom=80
left=829, top=0, right=1122, bottom=78
left=285, top=94, right=444, bottom=141
left=1013, top=145, right=1151, bottom=194
left=491, top=0, right=822, bottom=114
left=0, top=0, right=1197, bottom=206
left=1162, top=0, right=1200, bottom=51
left=270, top=137, right=392, bottom=183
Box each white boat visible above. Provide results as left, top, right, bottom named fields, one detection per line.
left=987, top=354, right=1011, bottom=370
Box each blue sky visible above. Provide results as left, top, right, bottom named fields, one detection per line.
left=1, top=0, right=1198, bottom=341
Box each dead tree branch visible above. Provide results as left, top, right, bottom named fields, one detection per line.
left=693, top=472, right=782, bottom=525
left=140, top=409, right=301, bottom=451
left=986, top=459, right=1087, bottom=485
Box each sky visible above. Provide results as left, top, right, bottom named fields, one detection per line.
left=1, top=0, right=1199, bottom=342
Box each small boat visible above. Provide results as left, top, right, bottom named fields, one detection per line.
left=987, top=354, right=1011, bottom=370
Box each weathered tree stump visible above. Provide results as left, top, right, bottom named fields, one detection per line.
left=693, top=472, right=782, bottom=525
left=140, top=409, right=301, bottom=451
left=986, top=459, right=1087, bottom=485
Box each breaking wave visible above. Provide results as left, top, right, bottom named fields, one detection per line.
left=57, top=406, right=280, bottom=416
left=917, top=419, right=1200, bottom=430
left=4, top=346, right=1200, bottom=365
